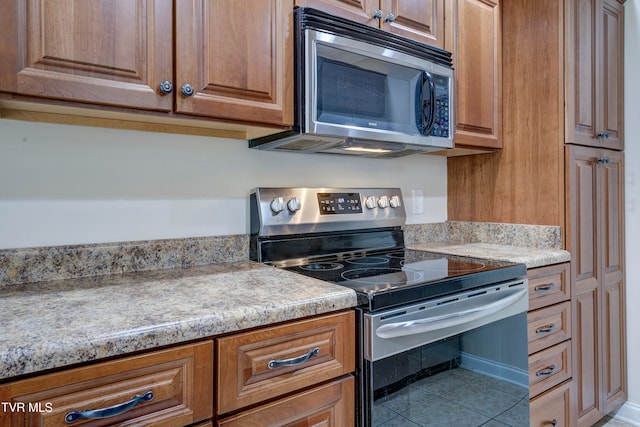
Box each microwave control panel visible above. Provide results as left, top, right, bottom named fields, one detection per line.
left=431, top=74, right=451, bottom=138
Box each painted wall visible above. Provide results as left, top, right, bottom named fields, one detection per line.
left=0, top=119, right=447, bottom=249
left=621, top=0, right=640, bottom=423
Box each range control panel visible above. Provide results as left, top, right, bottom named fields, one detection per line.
left=317, top=192, right=362, bottom=214
left=251, top=187, right=406, bottom=236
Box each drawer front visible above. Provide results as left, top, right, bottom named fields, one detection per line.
left=528, top=301, right=571, bottom=354
left=529, top=341, right=572, bottom=398
left=0, top=341, right=213, bottom=427
left=528, top=263, right=570, bottom=310
left=217, top=376, right=354, bottom=427
left=216, top=310, right=355, bottom=414
left=530, top=380, right=572, bottom=427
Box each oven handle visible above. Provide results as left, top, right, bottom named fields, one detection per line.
left=375, top=288, right=527, bottom=339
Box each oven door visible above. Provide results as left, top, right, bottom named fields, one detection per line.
left=358, top=279, right=529, bottom=427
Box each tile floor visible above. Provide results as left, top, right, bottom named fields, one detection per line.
left=372, top=367, right=529, bottom=426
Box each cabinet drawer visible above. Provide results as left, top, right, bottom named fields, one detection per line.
left=530, top=380, right=572, bottom=427
left=529, top=340, right=572, bottom=398
left=216, top=310, right=355, bottom=414
left=528, top=301, right=571, bottom=354
left=0, top=341, right=213, bottom=427
left=528, top=263, right=570, bottom=310
left=217, top=376, right=354, bottom=426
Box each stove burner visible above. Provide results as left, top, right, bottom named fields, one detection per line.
left=340, top=267, right=425, bottom=286
left=300, top=262, right=344, bottom=271
left=346, top=256, right=390, bottom=266
left=384, top=251, right=406, bottom=259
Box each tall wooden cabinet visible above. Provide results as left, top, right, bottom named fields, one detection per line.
left=293, top=0, right=447, bottom=48
left=0, top=0, right=293, bottom=128
left=566, top=146, right=626, bottom=426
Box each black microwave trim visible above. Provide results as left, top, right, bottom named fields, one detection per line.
left=296, top=7, right=453, bottom=68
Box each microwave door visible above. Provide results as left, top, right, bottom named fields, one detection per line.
left=307, top=33, right=427, bottom=138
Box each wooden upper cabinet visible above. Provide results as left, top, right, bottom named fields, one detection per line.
left=382, top=0, right=445, bottom=48
left=0, top=0, right=294, bottom=128
left=0, top=0, right=174, bottom=111
left=293, top=0, right=378, bottom=25
left=451, top=0, right=501, bottom=149
left=175, top=0, right=293, bottom=126
left=566, top=0, right=624, bottom=150
left=294, top=0, right=446, bottom=48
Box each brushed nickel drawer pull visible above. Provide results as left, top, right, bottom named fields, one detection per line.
left=535, top=282, right=556, bottom=292
left=64, top=390, right=154, bottom=423
left=268, top=347, right=320, bottom=369
left=536, top=364, right=557, bottom=377
left=536, top=323, right=556, bottom=334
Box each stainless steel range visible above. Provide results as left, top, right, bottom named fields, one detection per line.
left=250, top=188, right=530, bottom=427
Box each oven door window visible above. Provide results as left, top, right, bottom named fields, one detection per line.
left=369, top=314, right=529, bottom=427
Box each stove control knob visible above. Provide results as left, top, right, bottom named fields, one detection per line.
left=390, top=195, right=401, bottom=208
left=287, top=197, right=301, bottom=213
left=365, top=195, right=377, bottom=209
left=270, top=196, right=285, bottom=213
left=378, top=195, right=390, bottom=209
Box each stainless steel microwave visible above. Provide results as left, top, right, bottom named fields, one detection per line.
left=249, top=8, right=454, bottom=158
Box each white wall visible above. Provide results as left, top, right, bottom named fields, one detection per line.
left=0, top=119, right=447, bottom=249
left=620, top=0, right=640, bottom=424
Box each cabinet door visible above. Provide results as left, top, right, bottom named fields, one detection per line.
left=598, top=0, right=624, bottom=150
left=600, top=151, right=625, bottom=413
left=566, top=146, right=626, bottom=425
left=452, top=0, right=501, bottom=149
left=382, top=0, right=445, bottom=48
left=293, top=0, right=379, bottom=25
left=0, top=0, right=174, bottom=111
left=175, top=0, right=293, bottom=126
left=566, top=0, right=624, bottom=150
left=567, top=145, right=601, bottom=424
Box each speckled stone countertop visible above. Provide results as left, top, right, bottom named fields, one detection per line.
left=408, top=242, right=571, bottom=268
left=0, top=261, right=357, bottom=381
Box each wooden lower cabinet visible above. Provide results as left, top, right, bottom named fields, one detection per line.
left=0, top=341, right=214, bottom=427
left=216, top=310, right=355, bottom=415
left=217, top=376, right=354, bottom=427
left=526, top=263, right=574, bottom=426
left=529, top=341, right=572, bottom=399
left=567, top=145, right=626, bottom=426
left=530, top=380, right=573, bottom=427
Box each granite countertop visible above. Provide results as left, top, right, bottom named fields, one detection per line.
left=0, top=261, right=357, bottom=381
left=408, top=241, right=571, bottom=268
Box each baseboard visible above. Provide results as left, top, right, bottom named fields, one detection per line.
left=459, top=352, right=529, bottom=390
left=612, top=401, right=640, bottom=426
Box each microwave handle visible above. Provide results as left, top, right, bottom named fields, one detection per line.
left=420, top=71, right=436, bottom=135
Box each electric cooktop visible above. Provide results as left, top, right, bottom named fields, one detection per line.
left=281, top=248, right=527, bottom=311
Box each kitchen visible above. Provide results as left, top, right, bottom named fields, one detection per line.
left=0, top=1, right=638, bottom=427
